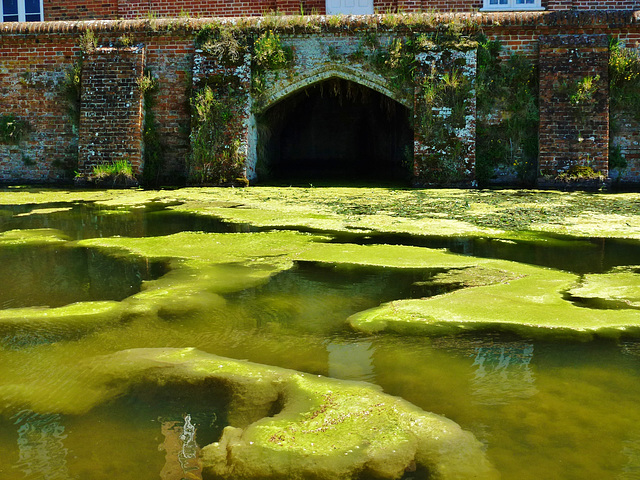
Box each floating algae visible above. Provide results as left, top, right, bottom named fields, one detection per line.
left=348, top=260, right=640, bottom=341
left=77, top=348, right=498, bottom=480
left=1, top=188, right=640, bottom=480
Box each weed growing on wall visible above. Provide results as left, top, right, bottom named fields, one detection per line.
left=189, top=78, right=247, bottom=185
left=79, top=29, right=97, bottom=54
left=414, top=65, right=474, bottom=184
left=475, top=35, right=538, bottom=186
left=196, top=23, right=247, bottom=66
left=251, top=30, right=294, bottom=108
left=556, top=74, right=600, bottom=131
left=609, top=38, right=640, bottom=119
left=0, top=114, right=29, bottom=144
left=253, top=30, right=293, bottom=71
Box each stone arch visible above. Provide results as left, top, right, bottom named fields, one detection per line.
left=250, top=70, right=414, bottom=184
left=246, top=63, right=413, bottom=182
left=255, top=64, right=412, bottom=114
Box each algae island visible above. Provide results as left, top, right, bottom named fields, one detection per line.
left=0, top=187, right=639, bottom=480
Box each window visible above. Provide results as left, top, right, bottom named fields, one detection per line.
left=481, top=0, right=544, bottom=11
left=326, top=0, right=374, bottom=15
left=1, top=0, right=43, bottom=22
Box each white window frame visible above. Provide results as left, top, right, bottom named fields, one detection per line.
left=1, top=0, right=44, bottom=22
left=481, top=0, right=544, bottom=11
left=326, top=0, right=374, bottom=15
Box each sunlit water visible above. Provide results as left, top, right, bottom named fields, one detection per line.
left=0, top=202, right=639, bottom=479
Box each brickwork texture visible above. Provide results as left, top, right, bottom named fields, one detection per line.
left=3, top=11, right=640, bottom=185
left=41, top=0, right=640, bottom=19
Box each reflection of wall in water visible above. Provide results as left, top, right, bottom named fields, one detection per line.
left=12, top=410, right=71, bottom=480
left=470, top=343, right=537, bottom=405
left=160, top=414, right=203, bottom=480
left=621, top=433, right=640, bottom=480
left=327, top=340, right=375, bottom=382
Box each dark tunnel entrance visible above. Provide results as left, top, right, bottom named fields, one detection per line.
left=256, top=78, right=413, bottom=185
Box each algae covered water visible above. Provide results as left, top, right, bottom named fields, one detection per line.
left=0, top=187, right=639, bottom=480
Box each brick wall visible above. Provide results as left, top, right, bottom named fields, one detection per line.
left=45, top=0, right=118, bottom=21
left=38, top=0, right=640, bottom=20
left=3, top=13, right=640, bottom=185
left=0, top=30, right=80, bottom=183
left=538, top=34, right=609, bottom=177
left=144, top=36, right=193, bottom=183
left=78, top=46, right=145, bottom=176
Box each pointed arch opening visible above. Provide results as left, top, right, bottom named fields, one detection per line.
left=255, top=77, right=413, bottom=185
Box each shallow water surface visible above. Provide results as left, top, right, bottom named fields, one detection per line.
left=0, top=198, right=639, bottom=479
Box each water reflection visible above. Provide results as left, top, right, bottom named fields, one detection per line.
left=620, top=434, right=640, bottom=480
left=470, top=343, right=536, bottom=405
left=0, top=244, right=166, bottom=309
left=1, top=202, right=247, bottom=240
left=159, top=415, right=202, bottom=480
left=327, top=340, right=375, bottom=382
left=11, top=411, right=70, bottom=480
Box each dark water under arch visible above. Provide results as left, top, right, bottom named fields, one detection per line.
left=257, top=77, right=413, bottom=184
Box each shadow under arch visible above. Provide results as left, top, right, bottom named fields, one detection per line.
left=255, top=73, right=414, bottom=185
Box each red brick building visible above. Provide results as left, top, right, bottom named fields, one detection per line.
left=2, top=0, right=640, bottom=23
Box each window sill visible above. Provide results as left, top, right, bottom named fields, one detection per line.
left=480, top=7, right=545, bottom=11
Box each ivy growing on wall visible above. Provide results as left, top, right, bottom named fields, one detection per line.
left=475, top=34, right=539, bottom=186
left=0, top=114, right=29, bottom=145
left=608, top=37, right=640, bottom=172
left=251, top=29, right=294, bottom=108
left=190, top=25, right=296, bottom=185
left=356, top=23, right=477, bottom=184
left=189, top=77, right=248, bottom=185
left=139, top=71, right=163, bottom=186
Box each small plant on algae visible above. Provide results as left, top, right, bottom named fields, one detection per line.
left=89, top=158, right=136, bottom=186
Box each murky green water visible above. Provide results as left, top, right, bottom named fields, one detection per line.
left=1, top=200, right=639, bottom=479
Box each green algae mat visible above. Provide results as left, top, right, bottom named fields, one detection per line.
left=0, top=187, right=639, bottom=480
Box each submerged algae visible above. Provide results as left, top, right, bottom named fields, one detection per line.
left=80, top=348, right=497, bottom=480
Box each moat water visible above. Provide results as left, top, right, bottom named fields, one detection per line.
left=0, top=199, right=639, bottom=479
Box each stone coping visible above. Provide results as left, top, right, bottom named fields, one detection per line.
left=0, top=10, right=639, bottom=35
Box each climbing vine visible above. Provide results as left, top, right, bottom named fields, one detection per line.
left=251, top=29, right=294, bottom=108
left=139, top=71, right=163, bottom=186
left=414, top=63, right=474, bottom=184
left=475, top=35, right=538, bottom=186
left=608, top=37, right=640, bottom=172
left=189, top=77, right=248, bottom=185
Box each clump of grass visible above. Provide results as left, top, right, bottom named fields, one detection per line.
left=555, top=165, right=605, bottom=182
left=80, top=29, right=97, bottom=54
left=90, top=159, right=136, bottom=186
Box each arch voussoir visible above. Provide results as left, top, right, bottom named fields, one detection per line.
left=257, top=64, right=410, bottom=113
